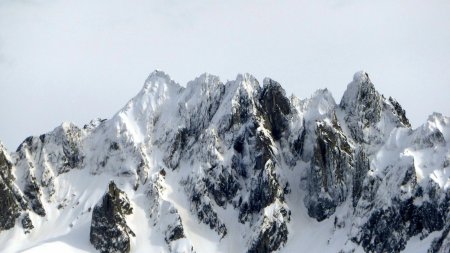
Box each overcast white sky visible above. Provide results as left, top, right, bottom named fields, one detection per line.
left=1, top=0, right=450, bottom=150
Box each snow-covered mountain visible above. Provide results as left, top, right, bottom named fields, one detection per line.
left=0, top=70, right=449, bottom=253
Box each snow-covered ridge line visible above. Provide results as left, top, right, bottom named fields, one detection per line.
left=0, top=70, right=449, bottom=253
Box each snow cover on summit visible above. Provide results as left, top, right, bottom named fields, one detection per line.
left=0, top=70, right=449, bottom=253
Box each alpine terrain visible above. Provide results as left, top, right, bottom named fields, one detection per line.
left=0, top=70, right=449, bottom=253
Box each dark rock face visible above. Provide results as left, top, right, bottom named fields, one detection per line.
left=305, top=120, right=353, bottom=221
left=6, top=123, right=85, bottom=221
left=90, top=181, right=135, bottom=253
left=23, top=177, right=46, bottom=217
left=259, top=78, right=291, bottom=140
left=356, top=206, right=409, bottom=252
left=340, top=73, right=410, bottom=145
left=0, top=176, right=20, bottom=231
left=165, top=216, right=185, bottom=243
left=241, top=160, right=283, bottom=222
left=352, top=148, right=370, bottom=207
left=415, top=128, right=446, bottom=148
left=353, top=81, right=382, bottom=127
left=16, top=124, right=84, bottom=176
left=60, top=125, right=84, bottom=174
left=165, top=128, right=189, bottom=169
left=184, top=176, right=227, bottom=238
left=223, top=120, right=283, bottom=221
left=389, top=97, right=411, bottom=128
left=353, top=165, right=448, bottom=253
left=229, top=77, right=260, bottom=128
left=428, top=191, right=450, bottom=253
left=230, top=128, right=287, bottom=252
left=0, top=148, right=21, bottom=231
left=248, top=216, right=289, bottom=253
left=21, top=213, right=34, bottom=234
left=292, top=126, right=306, bottom=158
left=340, top=75, right=382, bottom=143
left=355, top=197, right=447, bottom=253
left=204, top=165, right=239, bottom=207
left=429, top=222, right=450, bottom=253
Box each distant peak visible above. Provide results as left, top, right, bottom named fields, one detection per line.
left=309, top=88, right=336, bottom=108
left=187, top=73, right=221, bottom=89
left=146, top=69, right=169, bottom=79
left=427, top=112, right=449, bottom=127
left=60, top=121, right=76, bottom=129
left=143, top=70, right=178, bottom=91
left=352, top=70, right=371, bottom=84
left=262, top=77, right=281, bottom=89
left=196, top=72, right=217, bottom=81
left=340, top=70, right=377, bottom=109
left=230, top=73, right=260, bottom=95
left=312, top=88, right=333, bottom=98
left=428, top=112, right=444, bottom=121
left=300, top=88, right=337, bottom=121
left=236, top=73, right=258, bottom=83
left=114, top=70, right=182, bottom=122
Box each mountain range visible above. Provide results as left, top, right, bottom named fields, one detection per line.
left=0, top=70, right=449, bottom=253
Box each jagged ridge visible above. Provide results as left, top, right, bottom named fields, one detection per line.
left=0, top=70, right=449, bottom=253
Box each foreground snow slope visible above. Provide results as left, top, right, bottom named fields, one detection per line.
left=0, top=71, right=449, bottom=253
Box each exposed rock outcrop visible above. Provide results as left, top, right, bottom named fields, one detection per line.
left=0, top=144, right=22, bottom=231
left=305, top=118, right=353, bottom=221
left=90, top=181, right=135, bottom=253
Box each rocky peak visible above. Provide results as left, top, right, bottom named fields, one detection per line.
left=340, top=71, right=381, bottom=121
left=117, top=70, right=182, bottom=123
left=235, top=73, right=260, bottom=91
left=186, top=73, right=221, bottom=92
left=0, top=143, right=12, bottom=175
left=90, top=181, right=135, bottom=253
left=339, top=71, right=411, bottom=145
left=223, top=74, right=261, bottom=128
left=388, top=96, right=411, bottom=127
left=142, top=70, right=181, bottom=92
left=426, top=112, right=450, bottom=141
left=302, top=88, right=336, bottom=122
left=259, top=78, right=291, bottom=140
left=230, top=73, right=261, bottom=105
left=181, top=73, right=225, bottom=128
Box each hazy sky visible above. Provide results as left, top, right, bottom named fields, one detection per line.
left=1, top=0, right=450, bottom=151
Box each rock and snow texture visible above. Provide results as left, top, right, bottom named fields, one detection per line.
left=0, top=70, right=449, bottom=253
left=90, top=181, right=135, bottom=253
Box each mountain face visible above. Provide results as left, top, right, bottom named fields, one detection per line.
left=0, top=70, right=449, bottom=253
